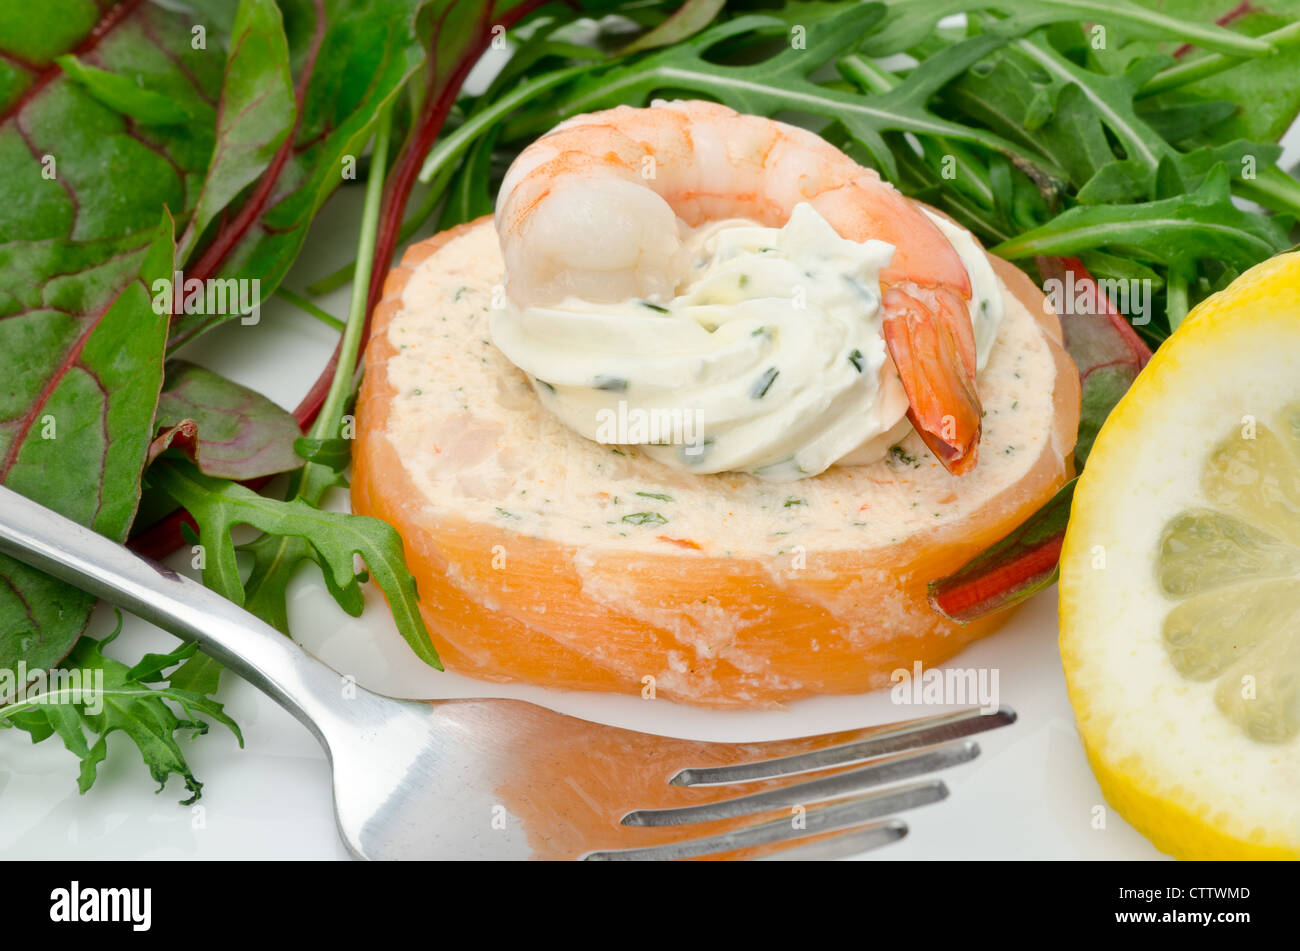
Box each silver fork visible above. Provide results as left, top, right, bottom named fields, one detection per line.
left=0, top=485, right=1014, bottom=860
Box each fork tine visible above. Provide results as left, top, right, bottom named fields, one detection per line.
left=584, top=781, right=945, bottom=860
left=671, top=705, right=1014, bottom=786
left=754, top=820, right=909, bottom=861
left=626, top=739, right=978, bottom=826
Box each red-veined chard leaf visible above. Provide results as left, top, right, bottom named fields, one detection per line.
left=150, top=360, right=303, bottom=479
left=55, top=53, right=210, bottom=125
left=176, top=0, right=296, bottom=262
left=169, top=0, right=430, bottom=347
left=0, top=0, right=223, bottom=244
left=927, top=257, right=1153, bottom=622
left=0, top=215, right=175, bottom=680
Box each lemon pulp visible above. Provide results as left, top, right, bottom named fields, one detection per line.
left=1157, top=409, right=1300, bottom=743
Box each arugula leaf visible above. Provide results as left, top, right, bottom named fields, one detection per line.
left=1128, top=0, right=1300, bottom=142
left=152, top=360, right=304, bottom=480
left=506, top=6, right=1054, bottom=179
left=0, top=619, right=242, bottom=804
left=862, top=0, right=1276, bottom=58
left=992, top=165, right=1293, bottom=272
left=0, top=215, right=175, bottom=676
left=148, top=458, right=441, bottom=669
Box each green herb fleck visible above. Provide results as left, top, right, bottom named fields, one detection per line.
left=622, top=511, right=668, bottom=526
left=889, top=445, right=919, bottom=467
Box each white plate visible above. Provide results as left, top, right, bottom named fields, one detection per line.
left=4, top=115, right=1297, bottom=863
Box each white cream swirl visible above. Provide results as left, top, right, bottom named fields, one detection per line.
left=489, top=202, right=1002, bottom=481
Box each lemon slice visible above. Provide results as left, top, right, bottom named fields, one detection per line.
left=1060, top=251, right=1300, bottom=860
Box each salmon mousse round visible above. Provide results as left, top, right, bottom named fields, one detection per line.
left=352, top=101, right=1081, bottom=707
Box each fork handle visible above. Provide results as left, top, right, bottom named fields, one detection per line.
left=0, top=484, right=368, bottom=745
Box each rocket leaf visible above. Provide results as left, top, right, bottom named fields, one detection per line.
left=148, top=459, right=442, bottom=670
left=991, top=165, right=1293, bottom=271
left=0, top=620, right=242, bottom=804
left=504, top=5, right=1051, bottom=180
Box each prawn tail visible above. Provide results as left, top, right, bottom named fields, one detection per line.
left=882, top=287, right=982, bottom=475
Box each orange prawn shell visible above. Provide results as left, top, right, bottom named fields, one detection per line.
left=353, top=215, right=1081, bottom=707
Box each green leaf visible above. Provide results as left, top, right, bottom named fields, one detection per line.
left=0, top=622, right=241, bottom=804
left=1128, top=0, right=1300, bottom=142
left=436, top=124, right=500, bottom=230
left=0, top=214, right=175, bottom=677
left=992, top=166, right=1292, bottom=271
left=153, top=360, right=303, bottom=480
left=864, top=0, right=1276, bottom=58
left=619, top=0, right=727, bottom=54
left=292, top=435, right=351, bottom=474
left=509, top=5, right=1053, bottom=180
left=0, top=2, right=223, bottom=244
left=149, top=459, right=442, bottom=670
left=177, top=0, right=296, bottom=261
left=239, top=531, right=315, bottom=635
left=170, top=0, right=430, bottom=347
left=1076, top=141, right=1281, bottom=204
left=1135, top=98, right=1235, bottom=144
left=55, top=54, right=206, bottom=126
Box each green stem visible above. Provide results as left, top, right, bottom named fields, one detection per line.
left=416, top=63, right=590, bottom=184
left=276, top=287, right=345, bottom=331
left=1165, top=268, right=1189, bottom=332
left=1139, top=21, right=1300, bottom=98
left=309, top=105, right=393, bottom=446
left=1234, top=163, right=1300, bottom=219
left=837, top=54, right=895, bottom=96
left=305, top=164, right=456, bottom=296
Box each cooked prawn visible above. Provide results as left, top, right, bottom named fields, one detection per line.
left=495, top=99, right=983, bottom=474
